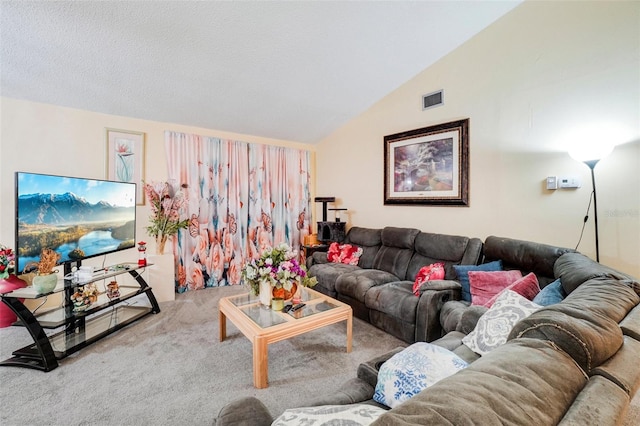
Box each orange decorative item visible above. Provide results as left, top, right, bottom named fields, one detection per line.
left=272, top=282, right=297, bottom=302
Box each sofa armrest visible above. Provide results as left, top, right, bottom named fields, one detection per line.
left=302, top=378, right=377, bottom=407
left=357, top=346, right=406, bottom=387
left=306, top=251, right=329, bottom=269
left=414, top=280, right=462, bottom=342
left=213, top=397, right=273, bottom=426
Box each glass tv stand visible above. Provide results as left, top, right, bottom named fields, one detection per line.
left=0, top=262, right=160, bottom=372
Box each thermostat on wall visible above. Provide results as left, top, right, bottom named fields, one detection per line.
left=559, top=176, right=582, bottom=188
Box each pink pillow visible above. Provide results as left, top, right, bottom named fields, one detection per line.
left=469, top=270, right=523, bottom=307
left=412, top=263, right=446, bottom=296
left=484, top=272, right=541, bottom=308
left=327, top=242, right=363, bottom=266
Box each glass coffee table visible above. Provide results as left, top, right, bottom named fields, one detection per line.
left=218, top=286, right=353, bottom=388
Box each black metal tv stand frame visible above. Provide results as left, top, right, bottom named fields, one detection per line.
left=0, top=261, right=160, bottom=372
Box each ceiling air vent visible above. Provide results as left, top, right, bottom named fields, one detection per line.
left=422, top=90, right=444, bottom=110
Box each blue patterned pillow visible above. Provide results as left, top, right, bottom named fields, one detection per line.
left=374, top=342, right=468, bottom=408
left=454, top=260, right=503, bottom=302
left=533, top=279, right=566, bottom=306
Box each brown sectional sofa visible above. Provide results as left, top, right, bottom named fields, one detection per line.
left=214, top=230, right=640, bottom=425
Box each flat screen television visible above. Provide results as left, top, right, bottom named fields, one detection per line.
left=15, top=172, right=136, bottom=274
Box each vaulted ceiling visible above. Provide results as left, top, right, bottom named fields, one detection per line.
left=1, top=1, right=522, bottom=144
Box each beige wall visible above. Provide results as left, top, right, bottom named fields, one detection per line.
left=0, top=98, right=314, bottom=296
left=315, top=0, right=640, bottom=276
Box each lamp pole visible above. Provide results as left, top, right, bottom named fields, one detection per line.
left=584, top=159, right=600, bottom=262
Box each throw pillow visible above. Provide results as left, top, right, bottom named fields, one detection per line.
left=462, top=290, right=541, bottom=355
left=373, top=342, right=468, bottom=408
left=272, top=404, right=387, bottom=426
left=327, top=242, right=363, bottom=266
left=412, top=262, right=446, bottom=296
left=484, top=272, right=541, bottom=308
left=453, top=260, right=503, bottom=302
left=469, top=270, right=523, bottom=307
left=533, top=278, right=566, bottom=306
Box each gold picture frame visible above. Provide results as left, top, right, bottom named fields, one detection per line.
left=106, top=128, right=146, bottom=205
left=384, top=119, right=469, bottom=206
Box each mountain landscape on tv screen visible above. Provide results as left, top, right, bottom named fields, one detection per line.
left=18, top=192, right=134, bottom=225
left=17, top=191, right=135, bottom=268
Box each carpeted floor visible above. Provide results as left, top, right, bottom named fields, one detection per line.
left=0, top=286, right=638, bottom=425
left=0, top=286, right=406, bottom=425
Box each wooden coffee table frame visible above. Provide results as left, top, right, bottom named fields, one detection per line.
left=218, top=287, right=352, bottom=388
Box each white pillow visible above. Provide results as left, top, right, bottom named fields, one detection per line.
left=373, top=342, right=468, bottom=408
left=462, top=289, right=541, bottom=355
left=271, top=404, right=386, bottom=426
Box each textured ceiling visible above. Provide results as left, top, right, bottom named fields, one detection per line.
left=1, top=1, right=522, bottom=144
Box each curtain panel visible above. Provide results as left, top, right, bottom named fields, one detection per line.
left=165, top=131, right=313, bottom=293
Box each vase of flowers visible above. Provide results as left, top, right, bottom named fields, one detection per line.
left=0, top=244, right=27, bottom=328
left=27, top=248, right=61, bottom=294
left=241, top=243, right=317, bottom=308
left=144, top=181, right=189, bottom=255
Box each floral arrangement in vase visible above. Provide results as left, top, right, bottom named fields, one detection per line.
left=241, top=243, right=317, bottom=299
left=0, top=244, right=15, bottom=279
left=143, top=180, right=189, bottom=254
left=0, top=243, right=27, bottom=327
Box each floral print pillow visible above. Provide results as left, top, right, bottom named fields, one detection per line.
left=412, top=262, right=446, bottom=296
left=327, top=242, right=363, bottom=266
left=374, top=342, right=468, bottom=408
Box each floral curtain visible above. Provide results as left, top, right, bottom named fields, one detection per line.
left=165, top=131, right=312, bottom=293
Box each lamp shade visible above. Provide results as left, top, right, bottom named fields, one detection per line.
left=568, top=142, right=614, bottom=164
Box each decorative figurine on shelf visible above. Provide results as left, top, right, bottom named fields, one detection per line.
left=137, top=241, right=147, bottom=266
left=71, top=283, right=99, bottom=311
left=106, top=281, right=120, bottom=299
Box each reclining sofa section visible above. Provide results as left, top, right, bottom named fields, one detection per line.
left=307, top=226, right=483, bottom=343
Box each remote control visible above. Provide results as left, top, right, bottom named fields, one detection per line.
left=291, top=303, right=306, bottom=312
left=283, top=304, right=293, bottom=313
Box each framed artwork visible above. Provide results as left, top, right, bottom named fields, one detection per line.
left=106, top=128, right=146, bottom=205
left=384, top=118, right=469, bottom=206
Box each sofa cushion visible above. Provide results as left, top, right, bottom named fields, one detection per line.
left=484, top=272, right=541, bottom=308
left=462, top=290, right=541, bottom=355
left=554, top=252, right=637, bottom=294
left=308, top=262, right=361, bottom=298
left=483, top=235, right=574, bottom=287
left=407, top=233, right=482, bottom=281
left=432, top=331, right=481, bottom=364
left=620, top=304, right=640, bottom=341
left=558, top=375, right=631, bottom=426
left=590, top=336, right=640, bottom=396
left=371, top=227, right=420, bottom=279
left=336, top=269, right=401, bottom=302
left=372, top=339, right=588, bottom=426
left=533, top=278, right=566, bottom=306
left=373, top=342, right=468, bottom=409
left=468, top=270, right=522, bottom=307
left=273, top=404, right=387, bottom=426
left=454, top=260, right=503, bottom=302
left=509, top=306, right=624, bottom=373
left=367, top=282, right=421, bottom=342
left=555, top=278, right=640, bottom=324
left=344, top=227, right=383, bottom=270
